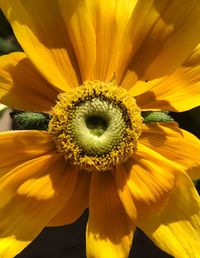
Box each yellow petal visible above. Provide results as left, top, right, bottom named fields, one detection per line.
left=135, top=44, right=200, bottom=111
left=119, top=0, right=200, bottom=90
left=86, top=172, right=133, bottom=258
left=0, top=52, right=57, bottom=111
left=0, top=154, right=76, bottom=207
left=138, top=172, right=200, bottom=258
left=124, top=143, right=177, bottom=218
left=0, top=130, right=56, bottom=178
left=59, top=0, right=136, bottom=81
left=15, top=155, right=77, bottom=201
left=0, top=154, right=61, bottom=204
left=57, top=0, right=96, bottom=82
left=128, top=78, right=165, bottom=98
left=48, top=170, right=90, bottom=226
left=0, top=0, right=80, bottom=91
left=113, top=165, right=137, bottom=222
left=140, top=122, right=200, bottom=180
left=0, top=154, right=78, bottom=257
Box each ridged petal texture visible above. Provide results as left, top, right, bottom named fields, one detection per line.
left=0, top=1, right=200, bottom=258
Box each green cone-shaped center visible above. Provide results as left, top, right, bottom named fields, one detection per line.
left=86, top=115, right=108, bottom=137
left=67, top=98, right=126, bottom=156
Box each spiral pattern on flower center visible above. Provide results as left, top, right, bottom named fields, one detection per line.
left=48, top=80, right=142, bottom=172
left=67, top=97, right=127, bottom=156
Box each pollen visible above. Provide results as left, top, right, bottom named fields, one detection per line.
left=48, top=80, right=142, bottom=171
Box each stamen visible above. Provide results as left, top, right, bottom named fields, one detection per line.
left=48, top=80, right=142, bottom=171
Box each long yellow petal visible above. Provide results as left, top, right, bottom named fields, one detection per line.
left=138, top=172, right=200, bottom=258
left=57, top=0, right=96, bottom=82
left=48, top=170, right=90, bottom=226
left=119, top=0, right=200, bottom=90
left=113, top=165, right=137, bottom=223
left=0, top=130, right=56, bottom=178
left=124, top=143, right=178, bottom=218
left=58, top=0, right=136, bottom=81
left=135, top=44, right=200, bottom=111
left=86, top=172, right=133, bottom=258
left=140, top=122, right=200, bottom=180
left=0, top=154, right=78, bottom=257
left=0, top=52, right=57, bottom=111
left=0, top=0, right=80, bottom=91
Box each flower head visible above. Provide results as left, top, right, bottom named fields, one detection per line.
left=0, top=0, right=200, bottom=257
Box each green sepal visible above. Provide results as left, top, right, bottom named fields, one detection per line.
left=10, top=111, right=51, bottom=130
left=142, top=111, right=173, bottom=123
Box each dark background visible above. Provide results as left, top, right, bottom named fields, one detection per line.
left=1, top=10, right=199, bottom=258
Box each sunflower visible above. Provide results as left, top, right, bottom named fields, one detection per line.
left=0, top=0, right=200, bottom=257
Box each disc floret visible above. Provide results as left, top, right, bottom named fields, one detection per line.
left=48, top=80, right=142, bottom=171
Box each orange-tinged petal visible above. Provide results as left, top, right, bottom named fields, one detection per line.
left=140, top=122, right=200, bottom=180
left=0, top=154, right=78, bottom=206
left=86, top=172, right=133, bottom=258
left=135, top=45, right=200, bottom=111
left=0, top=154, right=78, bottom=257
left=0, top=154, right=63, bottom=206
left=124, top=143, right=177, bottom=218
left=90, top=0, right=136, bottom=81
left=0, top=52, right=57, bottom=111
left=59, top=0, right=136, bottom=81
left=119, top=0, right=200, bottom=90
left=128, top=78, right=165, bottom=98
left=0, top=0, right=80, bottom=91
left=0, top=130, right=56, bottom=178
left=57, top=0, right=96, bottom=82
left=138, top=172, right=200, bottom=258
left=48, top=170, right=90, bottom=226
left=113, top=166, right=137, bottom=223
left=0, top=154, right=50, bottom=207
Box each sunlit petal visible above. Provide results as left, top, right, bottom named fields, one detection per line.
left=135, top=45, right=200, bottom=111
left=138, top=173, right=200, bottom=258
left=48, top=170, right=90, bottom=226
left=119, top=0, right=200, bottom=91
left=86, top=172, right=134, bottom=258
left=0, top=0, right=80, bottom=91
left=0, top=154, right=78, bottom=257
left=0, top=130, right=56, bottom=178
left=140, top=122, right=200, bottom=180
left=0, top=52, right=57, bottom=111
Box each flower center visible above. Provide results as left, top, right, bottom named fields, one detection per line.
left=48, top=80, right=142, bottom=171
left=86, top=114, right=108, bottom=137
left=68, top=97, right=127, bottom=156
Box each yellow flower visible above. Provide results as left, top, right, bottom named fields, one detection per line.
left=0, top=0, right=200, bottom=258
